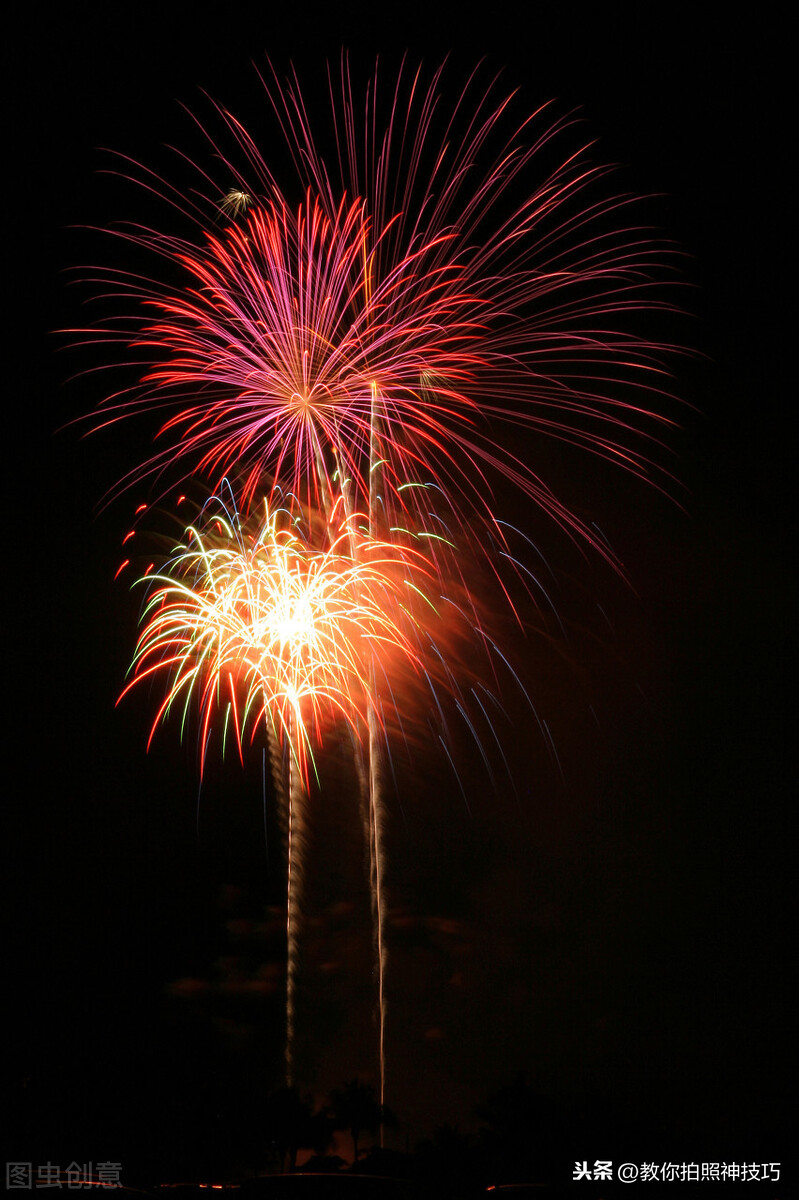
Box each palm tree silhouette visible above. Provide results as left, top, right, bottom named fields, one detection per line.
left=330, top=1079, right=384, bottom=1163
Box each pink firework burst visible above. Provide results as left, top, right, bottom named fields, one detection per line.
left=78, top=56, right=682, bottom=570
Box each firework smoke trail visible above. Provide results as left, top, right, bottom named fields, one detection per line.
left=285, top=706, right=305, bottom=1089
left=121, top=490, right=433, bottom=1078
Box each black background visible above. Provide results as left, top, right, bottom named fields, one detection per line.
left=6, top=2, right=790, bottom=1190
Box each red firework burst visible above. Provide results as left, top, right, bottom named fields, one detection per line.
left=77, top=57, right=681, bottom=570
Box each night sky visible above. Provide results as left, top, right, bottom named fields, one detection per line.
left=7, top=3, right=790, bottom=1190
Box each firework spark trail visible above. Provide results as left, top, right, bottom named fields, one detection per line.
left=368, top=379, right=387, bottom=1123
left=285, top=709, right=305, bottom=1089
left=367, top=694, right=387, bottom=1126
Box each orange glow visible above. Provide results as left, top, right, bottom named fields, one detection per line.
left=123, top=490, right=433, bottom=786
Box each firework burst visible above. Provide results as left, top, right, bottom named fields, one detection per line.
left=122, top=489, right=430, bottom=784
left=80, top=56, right=680, bottom=574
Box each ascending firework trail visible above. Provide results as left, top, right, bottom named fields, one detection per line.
left=121, top=492, right=430, bottom=1083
